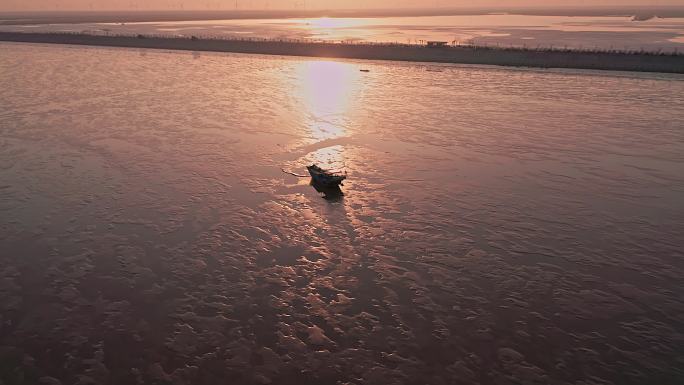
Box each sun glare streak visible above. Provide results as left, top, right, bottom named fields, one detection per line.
left=296, top=60, right=362, bottom=142
left=294, top=60, right=363, bottom=168
left=305, top=17, right=369, bottom=29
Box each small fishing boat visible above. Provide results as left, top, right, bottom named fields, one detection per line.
left=307, top=164, right=346, bottom=187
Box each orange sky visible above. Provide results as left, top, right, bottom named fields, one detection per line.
left=0, top=1, right=681, bottom=11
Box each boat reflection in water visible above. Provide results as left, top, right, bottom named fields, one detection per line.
left=307, top=164, right=346, bottom=201
left=310, top=179, right=344, bottom=201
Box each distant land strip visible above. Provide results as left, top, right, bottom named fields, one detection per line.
left=2, top=7, right=684, bottom=25
left=2, top=32, right=683, bottom=74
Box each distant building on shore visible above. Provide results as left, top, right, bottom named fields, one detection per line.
left=426, top=41, right=448, bottom=48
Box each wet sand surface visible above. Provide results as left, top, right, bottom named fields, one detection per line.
left=1, top=43, right=684, bottom=385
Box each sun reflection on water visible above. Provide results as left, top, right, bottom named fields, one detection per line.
left=295, top=60, right=362, bottom=142
left=307, top=145, right=347, bottom=173
left=304, top=17, right=370, bottom=29
left=291, top=59, right=366, bottom=174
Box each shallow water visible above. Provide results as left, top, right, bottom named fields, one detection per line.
left=1, top=43, right=684, bottom=384
left=2, top=14, right=684, bottom=52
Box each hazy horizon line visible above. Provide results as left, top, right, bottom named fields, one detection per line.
left=3, top=4, right=684, bottom=13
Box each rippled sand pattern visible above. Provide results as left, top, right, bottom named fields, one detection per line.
left=1, top=43, right=684, bottom=385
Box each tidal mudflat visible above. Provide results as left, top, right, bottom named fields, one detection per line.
left=1, top=43, right=683, bottom=384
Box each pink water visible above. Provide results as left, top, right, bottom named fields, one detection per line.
left=1, top=42, right=683, bottom=384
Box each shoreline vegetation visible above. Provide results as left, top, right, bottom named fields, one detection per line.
left=2, top=31, right=683, bottom=74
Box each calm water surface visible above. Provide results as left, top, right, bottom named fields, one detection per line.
left=1, top=42, right=684, bottom=384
